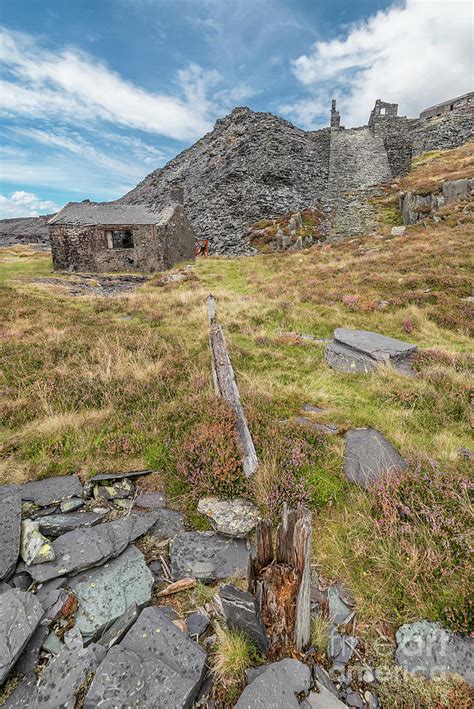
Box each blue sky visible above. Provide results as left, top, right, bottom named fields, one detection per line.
left=0, top=0, right=472, bottom=217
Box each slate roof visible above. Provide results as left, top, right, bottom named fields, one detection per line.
left=48, top=201, right=165, bottom=226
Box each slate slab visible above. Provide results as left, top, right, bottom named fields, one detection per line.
left=28, top=511, right=160, bottom=583
left=84, top=470, right=153, bottom=496
left=0, top=589, right=44, bottom=684
left=35, top=644, right=106, bottom=707
left=328, top=630, right=359, bottom=668
left=36, top=511, right=106, bottom=538
left=302, top=688, right=347, bottom=708
left=20, top=475, right=83, bottom=507
left=4, top=673, right=38, bottom=708
left=96, top=603, right=140, bottom=649
left=14, top=625, right=48, bottom=675
left=219, top=583, right=268, bottom=651
left=292, top=416, right=340, bottom=435
left=197, top=497, right=259, bottom=538
left=60, top=497, right=84, bottom=512
left=134, top=491, right=166, bottom=509
left=69, top=545, right=153, bottom=641
left=170, top=532, right=250, bottom=582
left=325, top=328, right=416, bottom=375
left=235, top=658, right=311, bottom=708
left=0, top=485, right=21, bottom=581
left=84, top=607, right=206, bottom=708
left=328, top=584, right=355, bottom=625
left=396, top=621, right=474, bottom=685
left=187, top=611, right=210, bottom=639
left=343, top=428, right=407, bottom=488
left=94, top=479, right=135, bottom=500
left=148, top=508, right=186, bottom=540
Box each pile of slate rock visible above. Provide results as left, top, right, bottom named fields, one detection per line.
left=1, top=468, right=472, bottom=707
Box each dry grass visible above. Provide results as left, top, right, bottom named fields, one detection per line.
left=211, top=627, right=262, bottom=699
left=400, top=141, right=474, bottom=194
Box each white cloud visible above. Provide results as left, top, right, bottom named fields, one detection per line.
left=0, top=27, right=223, bottom=141
left=284, top=0, right=473, bottom=128
left=0, top=190, right=60, bottom=218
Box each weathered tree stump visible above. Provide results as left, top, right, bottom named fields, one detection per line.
left=207, top=294, right=258, bottom=477
left=248, top=505, right=312, bottom=657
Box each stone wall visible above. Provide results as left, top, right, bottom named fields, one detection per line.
left=371, top=117, right=417, bottom=178
left=412, top=111, right=474, bottom=156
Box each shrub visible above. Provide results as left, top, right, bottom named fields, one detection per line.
left=176, top=399, right=246, bottom=498
left=212, top=627, right=262, bottom=691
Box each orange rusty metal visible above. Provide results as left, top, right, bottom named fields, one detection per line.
left=195, top=239, right=209, bottom=257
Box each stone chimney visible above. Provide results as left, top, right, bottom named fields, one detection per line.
left=330, top=99, right=341, bottom=128
left=170, top=184, right=184, bottom=205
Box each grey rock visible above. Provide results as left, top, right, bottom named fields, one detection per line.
left=134, top=491, right=167, bottom=509
left=326, top=328, right=416, bottom=375
left=293, top=416, right=340, bottom=435
left=302, top=404, right=325, bottom=414
left=363, top=668, right=375, bottom=683
left=245, top=665, right=268, bottom=685
left=390, top=225, right=406, bottom=236
left=59, top=497, right=84, bottom=512
left=219, top=583, right=268, bottom=651
left=63, top=626, right=84, bottom=651
left=187, top=611, right=210, bottom=638
left=0, top=485, right=21, bottom=581
left=303, top=687, right=347, bottom=708
left=364, top=690, right=380, bottom=708
left=84, top=606, right=206, bottom=708
left=29, top=505, right=58, bottom=519
left=158, top=605, right=179, bottom=622
left=96, top=603, right=140, bottom=649
left=148, top=508, right=186, bottom=540
left=84, top=469, right=153, bottom=495
left=20, top=520, right=55, bottom=566
left=14, top=625, right=48, bottom=674
left=0, top=589, right=43, bottom=684
left=314, top=665, right=340, bottom=696
left=10, top=571, right=32, bottom=591
left=42, top=631, right=63, bottom=656
left=20, top=475, right=83, bottom=507
left=395, top=620, right=474, bottom=685
left=28, top=511, right=160, bottom=582
left=0, top=581, right=12, bottom=594
left=69, top=545, right=153, bottom=641
left=328, top=630, right=358, bottom=666
left=148, top=559, right=164, bottom=580
left=170, top=532, right=250, bottom=582
left=197, top=497, right=259, bottom=538
left=442, top=177, right=473, bottom=203
left=328, top=584, right=354, bottom=625
left=346, top=691, right=364, bottom=707
left=35, top=644, right=106, bottom=708
left=343, top=428, right=407, bottom=488
left=36, top=511, right=106, bottom=537
left=235, top=658, right=311, bottom=708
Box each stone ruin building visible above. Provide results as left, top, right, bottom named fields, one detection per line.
left=49, top=186, right=195, bottom=273
left=420, top=91, right=473, bottom=120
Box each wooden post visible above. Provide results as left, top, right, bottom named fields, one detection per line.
left=207, top=295, right=258, bottom=477
left=248, top=506, right=312, bottom=656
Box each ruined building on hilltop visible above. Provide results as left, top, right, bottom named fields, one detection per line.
left=49, top=186, right=195, bottom=273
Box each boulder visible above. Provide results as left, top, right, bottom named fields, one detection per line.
left=219, top=583, right=268, bottom=651
left=20, top=476, right=83, bottom=507
left=0, top=485, right=21, bottom=581
left=197, top=497, right=259, bottom=537
left=34, top=644, right=106, bottom=707
left=28, top=511, right=160, bottom=582
left=442, top=178, right=473, bottom=204
left=20, top=520, right=55, bottom=566
left=395, top=620, right=474, bottom=685
left=343, top=428, right=407, bottom=488
left=36, top=511, right=106, bottom=538
left=69, top=545, right=154, bottom=642
left=235, top=658, right=311, bottom=708
left=0, top=589, right=44, bottom=683
left=170, top=532, right=250, bottom=582
left=148, top=508, right=186, bottom=540
left=325, top=328, right=416, bottom=375
left=84, top=607, right=206, bottom=708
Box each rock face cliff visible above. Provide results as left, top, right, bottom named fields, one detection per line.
left=0, top=215, right=51, bottom=247
left=121, top=108, right=331, bottom=255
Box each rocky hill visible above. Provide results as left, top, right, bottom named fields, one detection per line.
left=0, top=215, right=51, bottom=247
left=121, top=107, right=331, bottom=255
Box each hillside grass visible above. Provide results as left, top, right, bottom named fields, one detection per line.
left=1, top=149, right=473, bottom=706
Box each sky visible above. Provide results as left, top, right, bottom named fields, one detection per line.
left=0, top=0, right=472, bottom=218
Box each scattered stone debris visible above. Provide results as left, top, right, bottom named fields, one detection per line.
left=292, top=416, right=341, bottom=435
left=197, top=497, right=259, bottom=538
left=396, top=620, right=474, bottom=685
left=33, top=273, right=149, bottom=297
left=343, top=427, right=407, bottom=488
left=20, top=520, right=55, bottom=566
left=325, top=328, right=416, bottom=375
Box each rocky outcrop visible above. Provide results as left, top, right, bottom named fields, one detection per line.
left=0, top=215, right=51, bottom=247
left=400, top=177, right=474, bottom=224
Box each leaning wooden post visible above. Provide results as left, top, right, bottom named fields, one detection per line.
left=207, top=294, right=258, bottom=477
